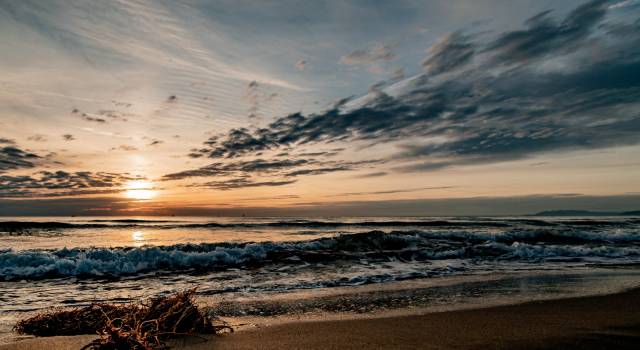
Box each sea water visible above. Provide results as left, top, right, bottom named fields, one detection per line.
left=1, top=216, right=639, bottom=340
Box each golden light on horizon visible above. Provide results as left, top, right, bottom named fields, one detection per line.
left=124, top=180, right=157, bottom=200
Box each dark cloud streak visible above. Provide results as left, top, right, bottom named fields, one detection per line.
left=327, top=186, right=456, bottom=197
left=191, top=178, right=296, bottom=191
left=0, top=171, right=143, bottom=198
left=0, top=138, right=41, bottom=172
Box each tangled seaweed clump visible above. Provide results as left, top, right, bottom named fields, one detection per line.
left=14, top=289, right=232, bottom=349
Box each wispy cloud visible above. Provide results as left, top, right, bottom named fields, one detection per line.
left=27, top=134, right=48, bottom=142
left=295, top=59, right=306, bottom=71
left=339, top=43, right=396, bottom=65
left=110, top=145, right=138, bottom=152
left=147, top=139, right=164, bottom=147
left=190, top=178, right=297, bottom=191
left=422, top=31, right=475, bottom=75
left=240, top=194, right=300, bottom=201
left=326, top=186, right=456, bottom=197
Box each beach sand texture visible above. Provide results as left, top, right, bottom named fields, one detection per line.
left=2, top=288, right=638, bottom=350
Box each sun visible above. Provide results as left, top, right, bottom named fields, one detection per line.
left=124, top=180, right=157, bottom=200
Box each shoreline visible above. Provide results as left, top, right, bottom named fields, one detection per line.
left=200, top=268, right=640, bottom=330
left=2, top=286, right=639, bottom=349
left=203, top=287, right=640, bottom=350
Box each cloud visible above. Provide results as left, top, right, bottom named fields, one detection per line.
left=95, top=110, right=132, bottom=121
left=191, top=178, right=296, bottom=191
left=295, top=59, right=306, bottom=70
left=284, top=166, right=352, bottom=177
left=183, top=1, right=640, bottom=173
left=110, top=145, right=138, bottom=151
left=111, top=100, right=133, bottom=108
left=240, top=194, right=300, bottom=201
left=162, top=157, right=380, bottom=182
left=72, top=108, right=131, bottom=123
left=0, top=188, right=124, bottom=198
left=422, top=31, right=475, bottom=75
left=243, top=80, right=278, bottom=119
left=339, top=43, right=396, bottom=65
left=163, top=158, right=314, bottom=180
left=2, top=171, right=140, bottom=189
left=245, top=81, right=260, bottom=118
left=296, top=150, right=340, bottom=157
left=0, top=170, right=143, bottom=198
left=28, top=134, right=48, bottom=142
left=282, top=159, right=382, bottom=177
left=326, top=186, right=456, bottom=197
left=72, top=108, right=105, bottom=123
left=391, top=68, right=405, bottom=80
left=368, top=80, right=387, bottom=93
left=354, top=171, right=388, bottom=178
left=0, top=138, right=41, bottom=172
left=484, top=0, right=608, bottom=64
left=162, top=156, right=383, bottom=193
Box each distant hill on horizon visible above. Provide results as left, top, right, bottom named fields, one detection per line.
left=531, top=210, right=640, bottom=217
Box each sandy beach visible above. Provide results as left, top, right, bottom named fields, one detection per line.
left=3, top=287, right=639, bottom=350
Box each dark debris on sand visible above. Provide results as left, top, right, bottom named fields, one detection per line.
left=14, top=289, right=232, bottom=349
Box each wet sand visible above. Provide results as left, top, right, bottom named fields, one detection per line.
left=3, top=287, right=639, bottom=349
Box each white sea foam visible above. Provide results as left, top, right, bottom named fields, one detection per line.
left=1, top=228, right=639, bottom=280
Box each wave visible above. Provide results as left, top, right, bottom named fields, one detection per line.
left=1, top=229, right=638, bottom=281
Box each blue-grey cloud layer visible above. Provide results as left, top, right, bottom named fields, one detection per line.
left=183, top=0, right=640, bottom=175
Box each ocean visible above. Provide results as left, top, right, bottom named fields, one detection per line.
left=1, top=215, right=640, bottom=340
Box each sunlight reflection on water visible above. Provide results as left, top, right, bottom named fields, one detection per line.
left=131, top=230, right=145, bottom=247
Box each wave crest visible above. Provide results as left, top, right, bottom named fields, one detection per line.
left=1, top=229, right=638, bottom=281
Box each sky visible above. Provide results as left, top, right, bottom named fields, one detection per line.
left=1, top=0, right=640, bottom=216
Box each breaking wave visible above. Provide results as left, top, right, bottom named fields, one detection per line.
left=1, top=229, right=638, bottom=281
